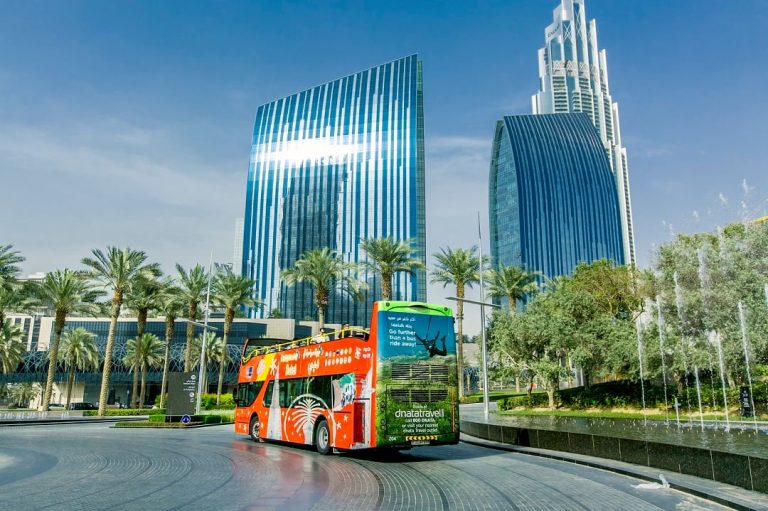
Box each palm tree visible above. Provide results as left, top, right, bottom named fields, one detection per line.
left=0, top=245, right=24, bottom=288
left=188, top=331, right=225, bottom=394
left=0, top=321, right=25, bottom=373
left=487, top=264, right=539, bottom=315
left=123, top=333, right=164, bottom=408
left=360, top=237, right=425, bottom=301
left=36, top=269, right=102, bottom=411
left=156, top=283, right=185, bottom=409
left=176, top=264, right=208, bottom=372
left=212, top=270, right=259, bottom=404
left=9, top=382, right=40, bottom=408
left=431, top=246, right=482, bottom=399
left=82, top=247, right=159, bottom=416
left=125, top=275, right=163, bottom=407
left=57, top=327, right=99, bottom=408
left=281, top=247, right=364, bottom=329
left=0, top=282, right=37, bottom=329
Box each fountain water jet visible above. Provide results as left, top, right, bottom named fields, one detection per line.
left=635, top=317, right=648, bottom=427
left=696, top=247, right=720, bottom=412
left=737, top=302, right=758, bottom=432
left=709, top=330, right=730, bottom=431
left=673, top=272, right=694, bottom=422
left=655, top=296, right=670, bottom=423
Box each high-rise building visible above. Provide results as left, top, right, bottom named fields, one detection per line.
left=489, top=114, right=625, bottom=305
left=241, top=55, right=427, bottom=325
left=532, top=0, right=635, bottom=264
left=232, top=217, right=244, bottom=275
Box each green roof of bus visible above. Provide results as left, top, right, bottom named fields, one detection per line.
left=376, top=301, right=453, bottom=316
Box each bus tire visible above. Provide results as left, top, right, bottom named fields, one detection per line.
left=249, top=415, right=262, bottom=442
left=314, top=419, right=331, bottom=455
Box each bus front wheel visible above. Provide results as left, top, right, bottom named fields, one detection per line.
left=314, top=419, right=331, bottom=455
left=249, top=416, right=262, bottom=442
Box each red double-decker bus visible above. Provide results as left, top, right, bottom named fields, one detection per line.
left=233, top=300, right=459, bottom=454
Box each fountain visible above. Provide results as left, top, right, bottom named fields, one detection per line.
left=737, top=301, right=758, bottom=431
left=696, top=247, right=720, bottom=412
left=709, top=330, right=730, bottom=431
left=673, top=272, right=693, bottom=422
left=654, top=295, right=670, bottom=423
left=635, top=317, right=647, bottom=426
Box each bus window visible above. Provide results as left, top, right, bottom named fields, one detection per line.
left=262, top=381, right=274, bottom=407
left=307, top=376, right=332, bottom=404
left=280, top=378, right=306, bottom=408
left=235, top=381, right=264, bottom=407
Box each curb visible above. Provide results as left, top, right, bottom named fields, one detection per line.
left=0, top=417, right=147, bottom=427
left=460, top=433, right=767, bottom=511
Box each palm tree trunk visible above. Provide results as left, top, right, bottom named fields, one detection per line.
left=184, top=302, right=196, bottom=372
left=140, top=361, right=147, bottom=408
left=98, top=294, right=122, bottom=416
left=508, top=295, right=517, bottom=317
left=381, top=271, right=392, bottom=301
left=316, top=296, right=326, bottom=331
left=456, top=284, right=465, bottom=399
left=42, top=310, right=66, bottom=411
left=160, top=315, right=174, bottom=409
left=217, top=309, right=234, bottom=405
left=131, top=362, right=139, bottom=408
left=66, top=367, right=75, bottom=409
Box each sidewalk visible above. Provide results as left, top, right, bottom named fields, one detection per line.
left=460, top=433, right=768, bottom=511
left=459, top=403, right=768, bottom=510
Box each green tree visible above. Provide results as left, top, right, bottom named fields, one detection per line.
left=9, top=382, right=40, bottom=408
left=123, top=333, right=164, bottom=408
left=125, top=275, right=163, bottom=407
left=57, top=327, right=99, bottom=408
left=431, top=246, right=482, bottom=399
left=486, top=264, right=539, bottom=315
left=176, top=264, right=208, bottom=372
left=360, top=237, right=425, bottom=301
left=188, top=331, right=225, bottom=393
left=82, top=247, right=159, bottom=416
left=0, top=321, right=25, bottom=374
left=156, top=283, right=185, bottom=409
left=37, top=269, right=102, bottom=410
left=0, top=245, right=24, bottom=289
left=212, top=270, right=259, bottom=404
left=281, top=247, right=364, bottom=328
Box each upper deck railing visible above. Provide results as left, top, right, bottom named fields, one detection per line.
left=241, top=327, right=370, bottom=363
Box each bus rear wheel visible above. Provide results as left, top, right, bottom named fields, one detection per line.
left=314, top=419, right=331, bottom=455
left=249, top=416, right=262, bottom=442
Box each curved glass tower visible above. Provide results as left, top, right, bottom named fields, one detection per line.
left=241, top=55, right=427, bottom=325
left=489, top=113, right=624, bottom=302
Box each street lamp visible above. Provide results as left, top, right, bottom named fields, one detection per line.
left=183, top=318, right=220, bottom=415
left=447, top=296, right=499, bottom=420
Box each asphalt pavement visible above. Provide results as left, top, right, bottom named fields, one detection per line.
left=0, top=423, right=740, bottom=511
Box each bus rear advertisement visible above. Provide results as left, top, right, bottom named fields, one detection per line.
left=233, top=301, right=459, bottom=454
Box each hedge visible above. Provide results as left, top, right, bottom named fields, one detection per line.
left=496, top=380, right=768, bottom=412
left=84, top=408, right=165, bottom=416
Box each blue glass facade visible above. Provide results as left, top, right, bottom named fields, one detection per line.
left=489, top=114, right=624, bottom=302
left=242, top=55, right=427, bottom=326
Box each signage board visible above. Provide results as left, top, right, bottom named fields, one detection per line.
left=167, top=372, right=197, bottom=417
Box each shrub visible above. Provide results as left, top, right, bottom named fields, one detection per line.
left=148, top=414, right=166, bottom=423
left=497, top=393, right=548, bottom=410
left=84, top=408, right=165, bottom=416
left=204, top=415, right=222, bottom=424
left=200, top=393, right=235, bottom=410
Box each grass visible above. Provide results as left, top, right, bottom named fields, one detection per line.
left=499, top=408, right=768, bottom=422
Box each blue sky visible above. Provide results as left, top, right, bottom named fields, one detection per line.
left=2, top=1, right=766, bottom=333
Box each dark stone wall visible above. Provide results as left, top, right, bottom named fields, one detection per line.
left=460, top=420, right=765, bottom=494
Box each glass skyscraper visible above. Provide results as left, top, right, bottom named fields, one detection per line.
left=489, top=114, right=625, bottom=304
left=241, top=55, right=426, bottom=326
left=532, top=0, right=635, bottom=264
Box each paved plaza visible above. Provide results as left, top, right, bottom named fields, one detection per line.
left=0, top=423, right=734, bottom=511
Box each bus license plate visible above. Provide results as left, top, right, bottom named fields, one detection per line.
left=411, top=440, right=430, bottom=446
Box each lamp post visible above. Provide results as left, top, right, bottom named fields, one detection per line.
left=447, top=296, right=499, bottom=420
left=184, top=318, right=220, bottom=415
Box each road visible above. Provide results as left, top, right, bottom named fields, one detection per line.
left=0, top=423, right=729, bottom=511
